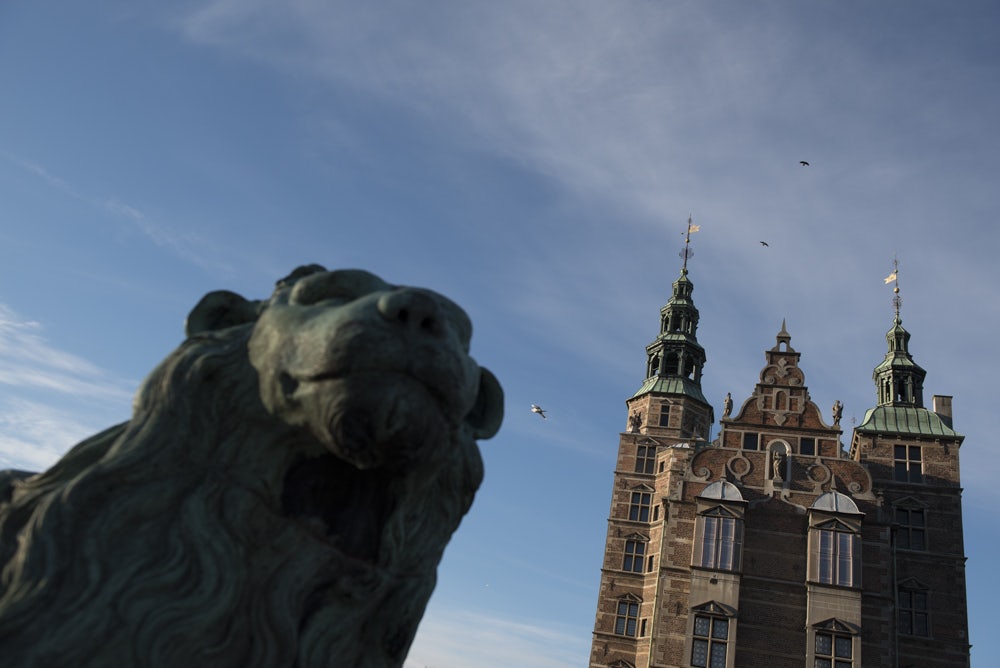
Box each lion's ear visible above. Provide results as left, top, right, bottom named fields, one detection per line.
left=467, top=367, right=504, bottom=440
left=185, top=290, right=261, bottom=337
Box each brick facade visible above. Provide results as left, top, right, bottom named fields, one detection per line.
left=591, top=309, right=969, bottom=668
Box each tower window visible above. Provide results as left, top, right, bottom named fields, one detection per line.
left=614, top=598, right=640, bottom=637
left=898, top=588, right=929, bottom=637
left=628, top=491, right=652, bottom=522
left=635, top=445, right=656, bottom=474
left=622, top=539, right=646, bottom=573
left=894, top=445, right=923, bottom=483
left=691, top=614, right=729, bottom=668
left=815, top=631, right=853, bottom=668
left=895, top=507, right=926, bottom=551
left=800, top=437, right=815, bottom=456
left=658, top=404, right=672, bottom=427
left=742, top=432, right=759, bottom=450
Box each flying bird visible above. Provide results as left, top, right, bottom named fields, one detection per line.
left=530, top=404, right=547, bottom=419
left=760, top=241, right=769, bottom=247
left=799, top=160, right=810, bottom=166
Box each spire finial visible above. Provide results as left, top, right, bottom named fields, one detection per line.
left=679, top=216, right=699, bottom=274
left=884, top=255, right=901, bottom=321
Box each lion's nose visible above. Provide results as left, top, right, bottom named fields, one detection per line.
left=377, top=289, right=445, bottom=338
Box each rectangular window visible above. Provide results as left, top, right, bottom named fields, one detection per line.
left=614, top=600, right=639, bottom=637
left=898, top=590, right=929, bottom=636
left=635, top=445, right=656, bottom=474
left=895, top=507, right=926, bottom=550
left=742, top=432, right=759, bottom=450
left=816, top=529, right=859, bottom=587
left=691, top=615, right=729, bottom=668
left=800, top=437, right=815, bottom=456
left=658, top=405, right=671, bottom=427
left=622, top=539, right=645, bottom=573
left=698, top=514, right=742, bottom=571
left=628, top=492, right=652, bottom=522
left=815, top=631, right=853, bottom=668
left=894, top=445, right=923, bottom=483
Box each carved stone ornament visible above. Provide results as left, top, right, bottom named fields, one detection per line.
left=0, top=266, right=504, bottom=668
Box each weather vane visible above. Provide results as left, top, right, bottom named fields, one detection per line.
left=883, top=256, right=901, bottom=318
left=679, top=216, right=700, bottom=271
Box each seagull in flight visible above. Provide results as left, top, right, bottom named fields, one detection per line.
left=531, top=404, right=547, bottom=419
left=799, top=160, right=810, bottom=166
left=759, top=241, right=769, bottom=247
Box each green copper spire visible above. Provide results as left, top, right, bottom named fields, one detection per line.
left=632, top=218, right=708, bottom=404
left=872, top=261, right=926, bottom=407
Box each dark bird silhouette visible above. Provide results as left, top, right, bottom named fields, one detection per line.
left=760, top=241, right=769, bottom=247
left=799, top=160, right=810, bottom=166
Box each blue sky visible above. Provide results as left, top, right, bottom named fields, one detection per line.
left=1, top=1, right=998, bottom=665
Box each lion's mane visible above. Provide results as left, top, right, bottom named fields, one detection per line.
left=0, top=267, right=502, bottom=667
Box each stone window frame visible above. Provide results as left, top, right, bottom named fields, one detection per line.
left=807, top=618, right=860, bottom=668
left=807, top=497, right=863, bottom=589
left=692, top=506, right=744, bottom=572
left=621, top=534, right=648, bottom=573
left=685, top=601, right=737, bottom=668
left=634, top=443, right=657, bottom=474
left=613, top=594, right=642, bottom=637
left=626, top=485, right=654, bottom=523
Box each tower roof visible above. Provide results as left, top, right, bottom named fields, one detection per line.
left=632, top=220, right=709, bottom=407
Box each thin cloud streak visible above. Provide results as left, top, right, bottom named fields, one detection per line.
left=405, top=607, right=587, bottom=668
left=0, top=304, right=134, bottom=403
left=3, top=151, right=231, bottom=274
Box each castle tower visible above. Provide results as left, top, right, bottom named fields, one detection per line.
left=590, top=257, right=969, bottom=667
left=850, top=268, right=969, bottom=666
left=590, top=222, right=714, bottom=667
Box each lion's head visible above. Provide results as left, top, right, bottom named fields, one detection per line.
left=0, top=265, right=503, bottom=667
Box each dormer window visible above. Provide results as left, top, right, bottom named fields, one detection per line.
left=692, top=481, right=746, bottom=573
left=808, top=492, right=863, bottom=588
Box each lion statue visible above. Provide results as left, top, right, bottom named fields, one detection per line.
left=0, top=265, right=504, bottom=667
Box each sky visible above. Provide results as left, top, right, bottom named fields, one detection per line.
left=1, top=1, right=998, bottom=665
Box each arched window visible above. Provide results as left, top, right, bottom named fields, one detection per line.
left=808, top=492, right=862, bottom=588
left=693, top=482, right=745, bottom=572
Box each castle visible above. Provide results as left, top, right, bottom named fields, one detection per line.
left=589, top=247, right=969, bottom=667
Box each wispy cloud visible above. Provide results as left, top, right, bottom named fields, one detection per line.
left=404, top=606, right=588, bottom=668
left=2, top=151, right=231, bottom=273
left=0, top=303, right=134, bottom=470
left=0, top=304, right=134, bottom=402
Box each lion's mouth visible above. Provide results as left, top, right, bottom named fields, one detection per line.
left=280, top=453, right=391, bottom=563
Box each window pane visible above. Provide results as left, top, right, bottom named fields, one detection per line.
left=834, top=636, right=852, bottom=658
left=914, top=613, right=929, bottom=636
left=712, top=618, right=729, bottom=640
left=899, top=610, right=912, bottom=635
left=691, top=639, right=708, bottom=667
left=913, top=592, right=927, bottom=610
left=709, top=642, right=727, bottom=668
left=912, top=509, right=925, bottom=526
left=815, top=660, right=831, bottom=668
left=816, top=633, right=832, bottom=655
left=911, top=529, right=926, bottom=550
left=694, top=616, right=711, bottom=637
left=626, top=618, right=636, bottom=636
left=894, top=462, right=908, bottom=481
left=909, top=446, right=921, bottom=460
left=615, top=618, right=625, bottom=635
left=899, top=591, right=911, bottom=608
left=835, top=662, right=852, bottom=668
left=894, top=445, right=906, bottom=460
